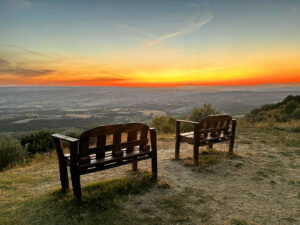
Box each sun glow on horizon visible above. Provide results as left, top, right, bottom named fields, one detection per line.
left=0, top=0, right=299, bottom=87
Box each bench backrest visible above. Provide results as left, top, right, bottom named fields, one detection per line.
left=78, top=123, right=150, bottom=162
left=198, top=115, right=232, bottom=136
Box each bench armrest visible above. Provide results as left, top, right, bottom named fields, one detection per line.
left=176, top=120, right=199, bottom=135
left=176, top=119, right=199, bottom=125
left=51, top=133, right=79, bottom=143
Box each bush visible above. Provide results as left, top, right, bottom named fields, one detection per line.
left=0, top=136, right=26, bottom=170
left=291, top=108, right=300, bottom=120
left=20, top=129, right=53, bottom=155
left=189, top=103, right=219, bottom=122
left=283, top=100, right=298, bottom=114
left=151, top=116, right=176, bottom=133
left=65, top=130, right=81, bottom=139
left=151, top=104, right=219, bottom=133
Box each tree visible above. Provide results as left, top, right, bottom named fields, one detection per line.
left=189, top=103, right=219, bottom=122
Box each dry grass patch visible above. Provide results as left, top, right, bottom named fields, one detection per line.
left=180, top=149, right=240, bottom=170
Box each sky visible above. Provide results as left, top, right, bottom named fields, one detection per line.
left=0, top=0, right=299, bottom=87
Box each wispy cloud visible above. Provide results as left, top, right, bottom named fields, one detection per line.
left=0, top=57, right=54, bottom=77
left=146, top=9, right=213, bottom=46
left=1, top=43, right=55, bottom=59
left=114, top=23, right=154, bottom=38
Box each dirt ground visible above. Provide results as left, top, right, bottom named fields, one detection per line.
left=0, top=127, right=299, bottom=224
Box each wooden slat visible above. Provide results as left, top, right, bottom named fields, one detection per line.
left=79, top=137, right=90, bottom=162
left=139, top=127, right=148, bottom=151
left=96, top=135, right=106, bottom=159
left=112, top=132, right=122, bottom=157
left=80, top=123, right=149, bottom=138
left=127, top=131, right=137, bottom=152
left=79, top=155, right=152, bottom=175
left=51, top=133, right=78, bottom=142
left=89, top=139, right=148, bottom=154
left=79, top=149, right=152, bottom=169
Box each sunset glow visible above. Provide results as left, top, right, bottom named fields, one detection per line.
left=0, top=0, right=299, bottom=87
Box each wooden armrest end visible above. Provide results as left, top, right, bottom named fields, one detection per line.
left=177, top=119, right=199, bottom=125
left=51, top=133, right=79, bottom=143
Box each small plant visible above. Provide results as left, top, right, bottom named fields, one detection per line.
left=230, top=218, right=249, bottom=225
left=20, top=129, right=53, bottom=155
left=0, top=136, right=26, bottom=170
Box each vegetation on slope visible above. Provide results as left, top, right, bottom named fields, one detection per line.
left=243, top=95, right=300, bottom=123
left=151, top=103, right=219, bottom=133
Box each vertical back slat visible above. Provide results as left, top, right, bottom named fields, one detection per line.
left=79, top=138, right=90, bottom=162
left=96, top=135, right=106, bottom=159
left=127, top=131, right=137, bottom=152
left=112, top=132, right=123, bottom=157
left=139, top=128, right=148, bottom=151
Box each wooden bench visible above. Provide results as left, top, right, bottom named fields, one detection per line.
left=51, top=123, right=157, bottom=199
left=175, top=115, right=236, bottom=166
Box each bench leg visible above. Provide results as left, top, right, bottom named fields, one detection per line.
left=229, top=119, right=236, bottom=154
left=58, top=160, right=69, bottom=192
left=175, top=135, right=180, bottom=160
left=150, top=128, right=158, bottom=180
left=152, top=152, right=157, bottom=180
left=207, top=143, right=213, bottom=151
left=229, top=137, right=235, bottom=153
left=193, top=144, right=199, bottom=166
left=70, top=167, right=81, bottom=199
left=132, top=160, right=138, bottom=172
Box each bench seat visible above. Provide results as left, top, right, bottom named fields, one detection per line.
left=52, top=123, right=157, bottom=199
left=175, top=115, right=236, bottom=166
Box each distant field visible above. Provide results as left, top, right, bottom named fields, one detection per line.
left=1, top=86, right=299, bottom=135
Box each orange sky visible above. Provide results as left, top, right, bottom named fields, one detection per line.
left=0, top=0, right=299, bottom=87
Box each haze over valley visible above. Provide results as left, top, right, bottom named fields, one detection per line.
left=1, top=85, right=299, bottom=135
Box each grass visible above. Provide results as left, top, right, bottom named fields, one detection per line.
left=1, top=126, right=300, bottom=224
left=230, top=218, right=249, bottom=225
left=0, top=171, right=166, bottom=225
left=181, top=149, right=240, bottom=169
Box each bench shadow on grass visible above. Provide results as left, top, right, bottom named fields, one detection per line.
left=15, top=171, right=166, bottom=225
left=179, top=149, right=241, bottom=171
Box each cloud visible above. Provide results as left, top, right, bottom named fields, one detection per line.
left=87, top=71, right=129, bottom=82
left=114, top=23, right=154, bottom=38
left=0, top=57, right=54, bottom=77
left=0, top=68, right=54, bottom=77
left=1, top=0, right=32, bottom=10
left=146, top=10, right=213, bottom=46
left=0, top=58, right=10, bottom=67
left=1, top=43, right=55, bottom=58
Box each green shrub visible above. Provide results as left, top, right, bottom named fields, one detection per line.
left=189, top=103, right=219, bottom=122
left=151, top=104, right=219, bottom=133
left=243, top=95, right=300, bottom=125
left=0, top=136, right=26, bottom=170
left=151, top=116, right=176, bottom=133
left=291, top=108, right=300, bottom=119
left=65, top=130, right=81, bottom=139
left=20, top=129, right=53, bottom=155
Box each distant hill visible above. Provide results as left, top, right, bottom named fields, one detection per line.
left=244, top=95, right=300, bottom=123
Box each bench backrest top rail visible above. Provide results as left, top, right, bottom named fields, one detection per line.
left=78, top=123, right=150, bottom=162
left=198, top=115, right=232, bottom=134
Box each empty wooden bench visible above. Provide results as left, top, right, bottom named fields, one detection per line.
left=175, top=115, right=236, bottom=166
left=51, top=123, right=157, bottom=199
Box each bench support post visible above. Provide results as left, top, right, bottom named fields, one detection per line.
left=132, top=160, right=138, bottom=172
left=53, top=139, right=69, bottom=192
left=193, top=124, right=200, bottom=166
left=70, top=142, right=81, bottom=199
left=175, top=121, right=180, bottom=160
left=229, top=119, right=237, bottom=153
left=150, top=128, right=158, bottom=180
